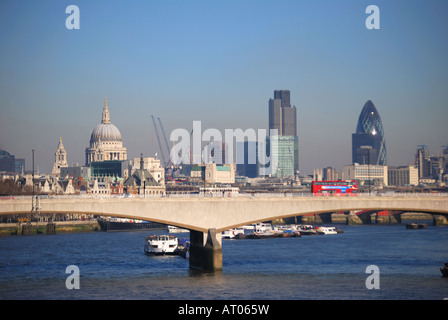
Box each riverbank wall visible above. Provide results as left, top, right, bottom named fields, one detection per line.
left=274, top=212, right=435, bottom=225
left=0, top=220, right=100, bottom=237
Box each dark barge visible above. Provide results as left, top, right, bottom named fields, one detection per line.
left=97, top=217, right=165, bottom=232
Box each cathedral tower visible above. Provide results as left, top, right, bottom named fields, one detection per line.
left=51, top=136, right=68, bottom=176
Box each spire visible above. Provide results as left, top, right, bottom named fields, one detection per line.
left=102, top=98, right=111, bottom=124
left=58, top=136, right=64, bottom=148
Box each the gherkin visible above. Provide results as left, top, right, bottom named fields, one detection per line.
left=352, top=100, right=387, bottom=165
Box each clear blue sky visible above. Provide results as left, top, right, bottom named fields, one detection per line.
left=0, top=0, right=447, bottom=175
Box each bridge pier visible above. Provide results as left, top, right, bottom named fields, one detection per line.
left=189, top=228, right=223, bottom=271
left=346, top=211, right=363, bottom=225
left=433, top=215, right=448, bottom=226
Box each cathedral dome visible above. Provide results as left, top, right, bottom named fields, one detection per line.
left=85, top=98, right=128, bottom=165
left=89, top=98, right=123, bottom=143
left=90, top=123, right=122, bottom=143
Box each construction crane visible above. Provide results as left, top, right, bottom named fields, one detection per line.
left=157, top=117, right=172, bottom=167
left=151, top=115, right=167, bottom=167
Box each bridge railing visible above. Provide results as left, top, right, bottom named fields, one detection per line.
left=1, top=192, right=447, bottom=201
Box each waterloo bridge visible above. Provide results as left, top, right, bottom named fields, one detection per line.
left=1, top=193, right=447, bottom=271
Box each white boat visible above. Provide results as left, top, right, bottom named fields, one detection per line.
left=253, top=223, right=274, bottom=234
left=222, top=227, right=246, bottom=239
left=167, top=225, right=189, bottom=233
left=316, top=226, right=338, bottom=235
left=222, top=229, right=236, bottom=239
left=247, top=223, right=276, bottom=238
left=144, top=235, right=178, bottom=255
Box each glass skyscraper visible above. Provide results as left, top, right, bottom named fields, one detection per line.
left=270, top=135, right=299, bottom=177
left=352, top=100, right=387, bottom=165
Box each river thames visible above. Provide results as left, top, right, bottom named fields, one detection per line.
left=0, top=223, right=447, bottom=300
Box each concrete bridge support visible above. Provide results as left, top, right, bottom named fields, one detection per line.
left=189, top=228, right=223, bottom=271
left=433, top=215, right=448, bottom=226
left=347, top=211, right=363, bottom=225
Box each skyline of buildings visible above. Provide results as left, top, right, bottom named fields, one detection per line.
left=1, top=90, right=447, bottom=188
left=3, top=89, right=444, bottom=182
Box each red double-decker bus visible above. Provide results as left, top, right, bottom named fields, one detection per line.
left=311, top=180, right=357, bottom=195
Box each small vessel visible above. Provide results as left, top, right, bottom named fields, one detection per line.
left=441, top=263, right=448, bottom=278
left=222, top=227, right=246, bottom=239
left=316, top=226, right=338, bottom=235
left=144, top=235, right=178, bottom=255
left=222, top=229, right=236, bottom=239
left=98, top=217, right=165, bottom=232
left=297, top=225, right=317, bottom=235
left=167, top=225, right=189, bottom=233
left=247, top=223, right=275, bottom=239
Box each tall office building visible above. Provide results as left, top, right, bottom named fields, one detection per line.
left=269, top=90, right=297, bottom=136
left=352, top=100, right=387, bottom=166
left=267, top=90, right=299, bottom=177
left=270, top=135, right=299, bottom=177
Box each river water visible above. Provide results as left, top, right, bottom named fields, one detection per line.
left=0, top=223, right=447, bottom=300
